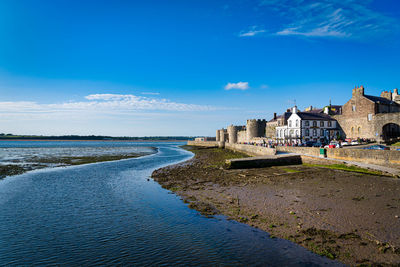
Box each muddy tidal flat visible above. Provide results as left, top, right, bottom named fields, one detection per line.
left=152, top=146, right=400, bottom=266
left=0, top=143, right=157, bottom=179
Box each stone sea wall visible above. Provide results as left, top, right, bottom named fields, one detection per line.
left=225, top=143, right=276, bottom=156
left=276, top=146, right=400, bottom=167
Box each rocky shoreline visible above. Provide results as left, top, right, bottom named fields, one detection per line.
left=152, top=145, right=400, bottom=266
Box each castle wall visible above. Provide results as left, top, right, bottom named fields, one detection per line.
left=237, top=130, right=247, bottom=143
left=266, top=121, right=278, bottom=140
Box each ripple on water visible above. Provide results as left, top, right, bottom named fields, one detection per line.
left=0, top=142, right=344, bottom=266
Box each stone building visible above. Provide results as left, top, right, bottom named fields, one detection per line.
left=276, top=106, right=338, bottom=144
left=266, top=111, right=292, bottom=141
left=333, top=86, right=400, bottom=141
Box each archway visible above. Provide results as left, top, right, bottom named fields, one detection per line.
left=382, top=123, right=400, bottom=141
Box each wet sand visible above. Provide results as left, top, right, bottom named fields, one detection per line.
left=152, top=146, right=400, bottom=266
left=0, top=151, right=155, bottom=179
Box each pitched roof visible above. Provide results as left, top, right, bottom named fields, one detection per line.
left=268, top=112, right=291, bottom=122
left=296, top=112, right=336, bottom=121
left=364, top=95, right=399, bottom=105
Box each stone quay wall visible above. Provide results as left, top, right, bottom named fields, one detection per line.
left=225, top=143, right=276, bottom=156
left=187, top=141, right=219, bottom=147
left=276, top=146, right=400, bottom=167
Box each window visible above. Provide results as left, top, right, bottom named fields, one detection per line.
left=313, top=121, right=317, bottom=127
left=358, top=127, right=361, bottom=134
left=305, top=121, right=309, bottom=126
left=313, top=129, right=317, bottom=136
left=368, top=114, right=372, bottom=121
left=320, top=121, right=324, bottom=127
left=296, top=120, right=299, bottom=127
left=305, top=129, right=309, bottom=136
left=296, top=130, right=299, bottom=137
left=328, top=121, right=332, bottom=127
left=289, top=121, right=292, bottom=127
left=351, top=127, right=354, bottom=133
left=320, top=129, right=324, bottom=136
left=352, top=105, right=356, bottom=112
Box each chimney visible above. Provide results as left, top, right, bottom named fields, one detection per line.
left=380, top=90, right=392, bottom=100
left=273, top=113, right=277, bottom=120
left=352, top=85, right=365, bottom=97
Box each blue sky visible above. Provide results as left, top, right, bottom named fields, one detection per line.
left=0, top=0, right=399, bottom=136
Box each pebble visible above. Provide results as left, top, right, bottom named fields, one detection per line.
left=395, top=215, right=399, bottom=218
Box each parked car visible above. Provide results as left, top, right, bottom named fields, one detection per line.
left=312, top=142, right=323, bottom=147
left=350, top=140, right=359, bottom=145
left=305, top=141, right=315, bottom=147
left=325, top=141, right=341, bottom=148
left=341, top=141, right=349, bottom=146
left=363, top=145, right=389, bottom=150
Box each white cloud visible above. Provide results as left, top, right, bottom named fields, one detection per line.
left=239, top=26, right=266, bottom=37
left=141, top=92, right=160, bottom=95
left=259, top=0, right=397, bottom=39
left=224, top=82, right=250, bottom=90
left=0, top=94, right=219, bottom=114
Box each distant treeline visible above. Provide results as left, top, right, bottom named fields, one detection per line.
left=0, top=134, right=194, bottom=141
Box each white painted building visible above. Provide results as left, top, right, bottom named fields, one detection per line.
left=276, top=106, right=339, bottom=144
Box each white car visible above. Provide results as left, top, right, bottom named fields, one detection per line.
left=350, top=140, right=359, bottom=145
left=341, top=141, right=349, bottom=146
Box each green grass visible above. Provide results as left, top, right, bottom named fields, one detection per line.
left=303, top=163, right=385, bottom=176
left=281, top=167, right=301, bottom=173
left=392, top=142, right=400, bottom=147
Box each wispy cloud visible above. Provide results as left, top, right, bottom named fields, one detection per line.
left=0, top=94, right=219, bottom=114
left=141, top=92, right=160, bottom=95
left=259, top=0, right=397, bottom=39
left=239, top=26, right=266, bottom=37
left=224, top=82, right=250, bottom=90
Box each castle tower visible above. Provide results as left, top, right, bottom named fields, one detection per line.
left=216, top=129, right=220, bottom=142
left=246, top=119, right=258, bottom=141
left=219, top=128, right=226, bottom=142
left=227, top=125, right=238, bottom=144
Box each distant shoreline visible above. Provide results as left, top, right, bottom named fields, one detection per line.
left=0, top=139, right=188, bottom=142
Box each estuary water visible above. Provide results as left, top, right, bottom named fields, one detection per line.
left=0, top=141, right=343, bottom=266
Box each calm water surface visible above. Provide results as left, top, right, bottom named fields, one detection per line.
left=0, top=142, right=343, bottom=266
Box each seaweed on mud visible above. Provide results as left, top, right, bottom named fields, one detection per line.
left=0, top=165, right=26, bottom=179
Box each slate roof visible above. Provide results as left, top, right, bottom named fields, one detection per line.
left=268, top=112, right=292, bottom=122
left=296, top=112, right=336, bottom=121
left=364, top=95, right=399, bottom=105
